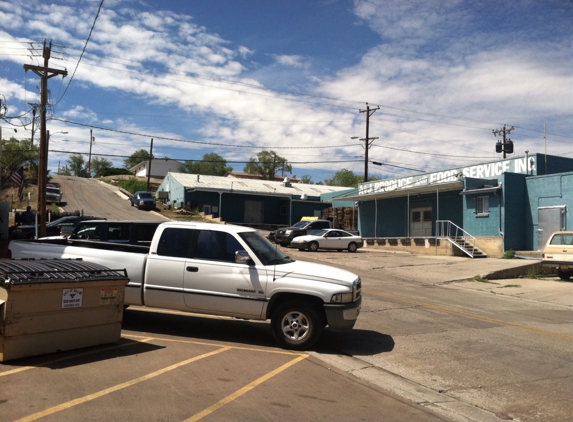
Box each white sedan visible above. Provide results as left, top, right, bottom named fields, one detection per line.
left=290, top=229, right=363, bottom=252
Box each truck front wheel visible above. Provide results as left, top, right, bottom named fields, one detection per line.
left=272, top=303, right=322, bottom=350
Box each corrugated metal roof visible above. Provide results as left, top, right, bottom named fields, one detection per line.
left=167, top=173, right=350, bottom=197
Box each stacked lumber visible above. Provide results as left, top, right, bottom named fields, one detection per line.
left=322, top=207, right=358, bottom=231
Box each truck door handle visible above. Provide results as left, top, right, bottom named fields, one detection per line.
left=186, top=266, right=199, bottom=272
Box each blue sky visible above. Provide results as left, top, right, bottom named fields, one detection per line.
left=1, top=0, right=572, bottom=183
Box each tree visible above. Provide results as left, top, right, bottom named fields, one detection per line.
left=244, top=150, right=292, bottom=180
left=179, top=153, right=233, bottom=176
left=300, top=175, right=313, bottom=184
left=67, top=153, right=88, bottom=177
left=326, top=169, right=379, bottom=187
left=325, top=169, right=362, bottom=188
left=1, top=137, right=40, bottom=182
left=90, top=156, right=113, bottom=177
left=124, top=149, right=154, bottom=169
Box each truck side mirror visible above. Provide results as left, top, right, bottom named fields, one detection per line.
left=235, top=250, right=252, bottom=264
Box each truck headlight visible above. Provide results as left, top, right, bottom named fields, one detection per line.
left=331, top=293, right=354, bottom=303
left=285, top=230, right=292, bottom=235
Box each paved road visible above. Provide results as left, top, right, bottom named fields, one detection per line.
left=53, top=175, right=166, bottom=221
left=282, top=247, right=573, bottom=422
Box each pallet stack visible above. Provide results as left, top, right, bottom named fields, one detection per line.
left=322, top=207, right=358, bottom=231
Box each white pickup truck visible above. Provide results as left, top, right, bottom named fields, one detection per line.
left=8, top=222, right=362, bottom=350
left=541, top=230, right=573, bottom=280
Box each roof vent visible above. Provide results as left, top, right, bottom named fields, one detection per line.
left=282, top=177, right=292, bottom=187
left=300, top=193, right=307, bottom=200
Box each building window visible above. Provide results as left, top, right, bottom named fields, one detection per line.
left=476, top=196, right=489, bottom=215
left=280, top=205, right=287, bottom=215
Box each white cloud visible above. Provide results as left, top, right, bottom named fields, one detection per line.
left=273, top=54, right=309, bottom=68
left=1, top=1, right=571, bottom=179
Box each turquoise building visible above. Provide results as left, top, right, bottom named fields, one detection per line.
left=343, top=154, right=573, bottom=256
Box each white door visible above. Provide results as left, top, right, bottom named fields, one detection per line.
left=410, top=207, right=432, bottom=237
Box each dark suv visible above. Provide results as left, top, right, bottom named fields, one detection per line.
left=10, top=215, right=104, bottom=240
left=274, top=219, right=332, bottom=247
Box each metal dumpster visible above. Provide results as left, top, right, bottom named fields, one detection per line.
left=0, top=259, right=129, bottom=362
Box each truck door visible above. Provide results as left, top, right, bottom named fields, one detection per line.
left=143, top=227, right=193, bottom=310
left=183, top=229, right=267, bottom=318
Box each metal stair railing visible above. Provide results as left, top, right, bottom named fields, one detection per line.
left=436, top=220, right=484, bottom=258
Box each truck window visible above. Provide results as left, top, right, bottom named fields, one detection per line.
left=136, top=224, right=159, bottom=242
left=194, top=230, right=243, bottom=262
left=107, top=224, right=130, bottom=242
left=157, top=228, right=195, bottom=258
left=74, top=223, right=101, bottom=240
left=550, top=234, right=573, bottom=245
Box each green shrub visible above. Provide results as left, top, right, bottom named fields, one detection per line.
left=503, top=249, right=516, bottom=259
left=117, top=178, right=149, bottom=194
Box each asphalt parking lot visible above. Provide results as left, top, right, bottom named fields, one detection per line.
left=1, top=306, right=446, bottom=422
left=2, top=247, right=571, bottom=422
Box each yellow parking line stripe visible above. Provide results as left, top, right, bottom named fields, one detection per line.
left=364, top=289, right=573, bottom=341
left=185, top=353, right=309, bottom=422
left=0, top=337, right=154, bottom=377
left=123, top=333, right=306, bottom=356
left=14, top=346, right=231, bottom=422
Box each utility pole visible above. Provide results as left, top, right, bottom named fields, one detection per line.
left=88, top=130, right=94, bottom=177
left=352, top=103, right=380, bottom=182
left=147, top=138, right=153, bottom=190
left=23, top=40, right=68, bottom=237
left=28, top=103, right=38, bottom=146
left=493, top=124, right=515, bottom=159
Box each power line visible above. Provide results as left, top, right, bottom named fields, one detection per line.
left=51, top=118, right=361, bottom=149
left=54, top=0, right=104, bottom=106
left=47, top=148, right=364, bottom=165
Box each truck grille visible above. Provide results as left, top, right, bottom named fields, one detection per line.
left=353, top=278, right=361, bottom=302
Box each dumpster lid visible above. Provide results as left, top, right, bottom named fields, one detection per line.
left=0, top=259, right=128, bottom=286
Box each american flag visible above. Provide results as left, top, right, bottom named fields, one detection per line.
left=10, top=166, right=25, bottom=202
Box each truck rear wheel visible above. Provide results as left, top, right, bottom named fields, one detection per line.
left=271, top=303, right=322, bottom=350
left=557, top=269, right=572, bottom=281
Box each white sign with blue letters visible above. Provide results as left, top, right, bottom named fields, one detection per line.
left=359, top=156, right=535, bottom=195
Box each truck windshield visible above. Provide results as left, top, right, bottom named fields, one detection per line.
left=239, top=231, right=293, bottom=265
left=291, top=221, right=309, bottom=228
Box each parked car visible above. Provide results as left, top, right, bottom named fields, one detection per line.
left=541, top=231, right=573, bottom=280
left=274, top=219, right=333, bottom=246
left=46, top=186, right=63, bottom=205
left=129, top=191, right=156, bottom=210
left=10, top=215, right=104, bottom=240
left=290, top=229, right=363, bottom=252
